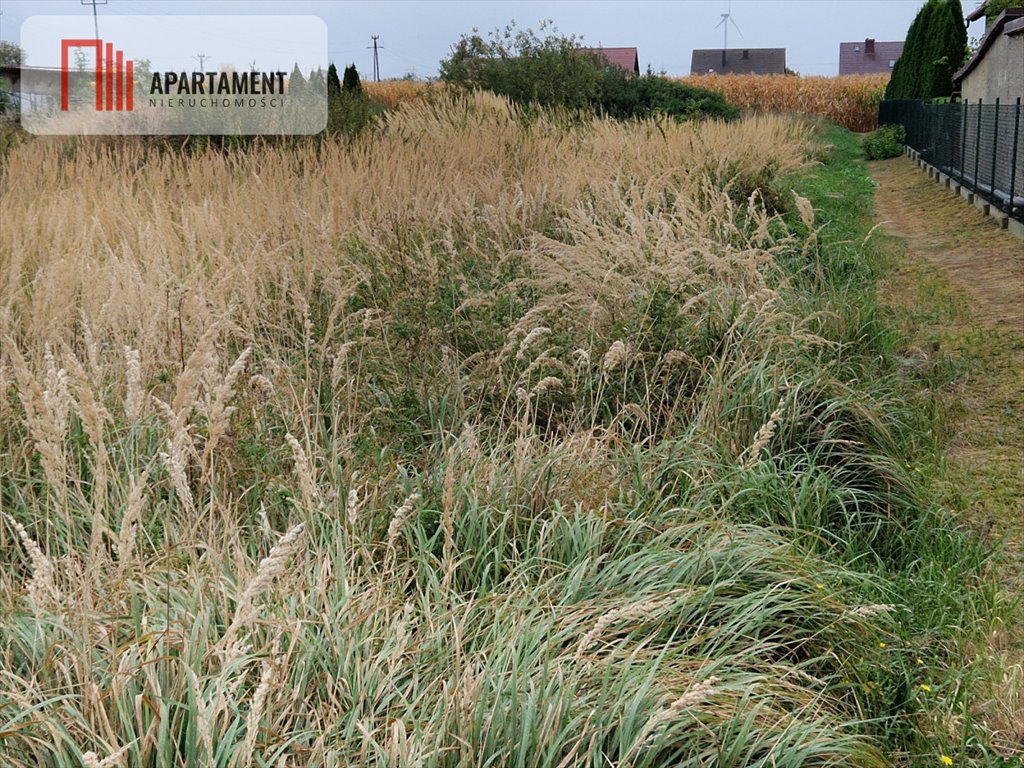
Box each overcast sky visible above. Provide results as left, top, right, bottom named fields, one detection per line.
left=0, top=0, right=991, bottom=78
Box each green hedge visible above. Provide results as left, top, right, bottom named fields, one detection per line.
left=863, top=124, right=906, bottom=160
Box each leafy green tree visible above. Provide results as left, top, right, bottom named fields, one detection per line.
left=984, top=0, right=1015, bottom=24
left=0, top=41, right=25, bottom=67
left=440, top=21, right=604, bottom=112
left=342, top=64, right=362, bottom=93
left=886, top=0, right=966, bottom=99
left=326, top=63, right=342, bottom=98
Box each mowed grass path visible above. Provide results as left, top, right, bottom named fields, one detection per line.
left=869, top=154, right=1024, bottom=756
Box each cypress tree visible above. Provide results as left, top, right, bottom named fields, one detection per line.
left=928, top=0, right=968, bottom=98
left=887, top=1, right=930, bottom=98
left=326, top=63, right=342, bottom=97
left=342, top=64, right=363, bottom=93
left=886, top=0, right=967, bottom=100
left=288, top=63, right=306, bottom=96
left=307, top=67, right=326, bottom=95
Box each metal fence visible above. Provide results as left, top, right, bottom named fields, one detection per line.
left=878, top=99, right=1023, bottom=223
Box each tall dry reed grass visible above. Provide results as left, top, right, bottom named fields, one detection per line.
left=0, top=91, right=996, bottom=765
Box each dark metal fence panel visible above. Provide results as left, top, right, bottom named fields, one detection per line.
left=878, top=98, right=1023, bottom=223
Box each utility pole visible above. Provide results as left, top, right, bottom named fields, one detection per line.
left=192, top=53, right=211, bottom=70
left=368, top=35, right=382, bottom=82
left=81, top=0, right=107, bottom=40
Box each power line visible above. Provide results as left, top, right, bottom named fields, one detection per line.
left=81, top=0, right=108, bottom=40
left=368, top=35, right=382, bottom=82
left=192, top=52, right=211, bottom=70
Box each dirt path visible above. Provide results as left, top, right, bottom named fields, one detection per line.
left=871, top=159, right=1024, bottom=329
left=870, top=156, right=1024, bottom=752
left=870, top=157, right=1023, bottom=545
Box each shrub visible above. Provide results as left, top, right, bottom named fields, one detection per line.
left=327, top=91, right=386, bottom=138
left=599, top=69, right=739, bottom=121
left=863, top=124, right=906, bottom=160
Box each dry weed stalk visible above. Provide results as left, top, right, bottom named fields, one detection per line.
left=602, top=341, right=629, bottom=374
left=117, top=470, right=150, bottom=570
left=516, top=326, right=551, bottom=361
left=576, top=596, right=675, bottom=658
left=742, top=397, right=787, bottom=469
left=386, top=492, right=421, bottom=553
left=240, top=660, right=275, bottom=763
left=124, top=346, right=144, bottom=423
left=286, top=433, right=320, bottom=511
left=3, top=513, right=59, bottom=612
left=634, top=675, right=723, bottom=751
left=82, top=743, right=133, bottom=768
left=201, top=346, right=251, bottom=465
left=8, top=344, right=71, bottom=505
left=220, top=523, right=305, bottom=655
left=531, top=376, right=563, bottom=397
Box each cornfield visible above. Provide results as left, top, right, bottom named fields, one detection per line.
left=363, top=75, right=889, bottom=132
left=364, top=79, right=437, bottom=108
left=0, top=92, right=1000, bottom=766
left=677, top=74, right=891, bottom=132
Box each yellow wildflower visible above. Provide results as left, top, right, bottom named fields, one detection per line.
left=920, top=684, right=931, bottom=692
left=939, top=756, right=953, bottom=766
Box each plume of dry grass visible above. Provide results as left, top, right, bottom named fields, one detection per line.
left=676, top=74, right=890, bottom=132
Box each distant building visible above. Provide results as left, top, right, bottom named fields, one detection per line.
left=0, top=65, right=91, bottom=114
left=690, top=48, right=786, bottom=75
left=954, top=7, right=1024, bottom=103
left=580, top=47, right=640, bottom=75
left=838, top=39, right=905, bottom=75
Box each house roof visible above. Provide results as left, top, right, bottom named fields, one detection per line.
left=954, top=8, right=1024, bottom=83
left=580, top=47, right=639, bottom=74
left=690, top=48, right=786, bottom=75
left=966, top=1, right=989, bottom=22
left=838, top=40, right=905, bottom=74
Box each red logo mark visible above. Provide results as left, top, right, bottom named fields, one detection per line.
left=61, top=39, right=134, bottom=111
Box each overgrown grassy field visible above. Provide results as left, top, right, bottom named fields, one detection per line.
left=0, top=95, right=1005, bottom=766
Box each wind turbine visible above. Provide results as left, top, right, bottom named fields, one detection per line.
left=714, top=2, right=743, bottom=69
